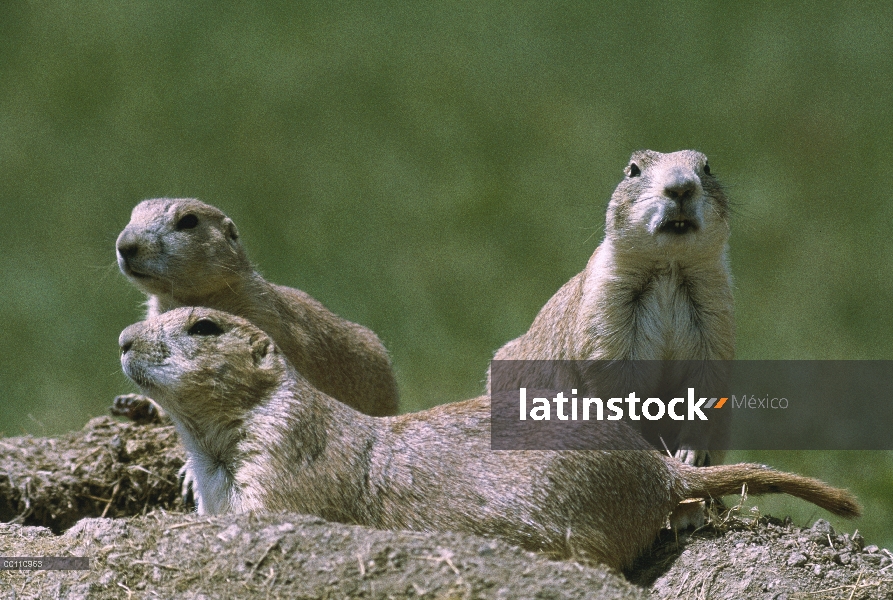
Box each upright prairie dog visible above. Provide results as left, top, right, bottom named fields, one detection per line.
left=119, top=308, right=859, bottom=572
left=116, top=198, right=398, bottom=417
left=489, top=150, right=734, bottom=465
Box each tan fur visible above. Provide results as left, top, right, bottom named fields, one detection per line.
left=116, top=198, right=398, bottom=416
left=489, top=150, right=734, bottom=465
left=119, top=308, right=859, bottom=572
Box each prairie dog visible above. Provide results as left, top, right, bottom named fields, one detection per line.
left=116, top=198, right=398, bottom=417
left=118, top=308, right=859, bottom=572
left=489, top=150, right=734, bottom=465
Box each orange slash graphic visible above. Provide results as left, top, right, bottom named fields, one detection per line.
left=714, top=397, right=727, bottom=409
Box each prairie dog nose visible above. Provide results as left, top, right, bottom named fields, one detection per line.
left=119, top=323, right=142, bottom=355
left=662, top=169, right=701, bottom=204
left=116, top=229, right=141, bottom=259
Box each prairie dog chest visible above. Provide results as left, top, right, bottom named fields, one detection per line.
left=637, top=270, right=703, bottom=360
left=587, top=264, right=718, bottom=361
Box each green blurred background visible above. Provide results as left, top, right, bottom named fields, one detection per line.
left=1, top=2, right=890, bottom=545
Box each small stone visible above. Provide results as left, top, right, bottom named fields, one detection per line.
left=820, top=548, right=840, bottom=564
left=827, top=569, right=847, bottom=580
left=810, top=519, right=834, bottom=536
left=787, top=552, right=808, bottom=567
left=864, top=544, right=879, bottom=554
left=808, top=519, right=834, bottom=545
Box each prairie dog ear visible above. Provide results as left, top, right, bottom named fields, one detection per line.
left=223, top=218, right=240, bottom=246
left=250, top=336, right=277, bottom=369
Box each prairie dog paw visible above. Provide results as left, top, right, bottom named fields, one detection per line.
left=111, top=394, right=166, bottom=424
left=674, top=447, right=724, bottom=467
left=179, top=464, right=197, bottom=508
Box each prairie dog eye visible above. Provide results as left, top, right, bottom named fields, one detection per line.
left=627, top=162, right=641, bottom=177
left=188, top=319, right=224, bottom=336
left=704, top=162, right=711, bottom=176
left=176, top=214, right=199, bottom=230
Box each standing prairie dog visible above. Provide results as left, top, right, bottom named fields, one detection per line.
left=116, top=198, right=398, bottom=417
left=489, top=150, right=734, bottom=465
left=119, top=308, right=859, bottom=572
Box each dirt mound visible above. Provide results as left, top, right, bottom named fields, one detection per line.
left=634, top=517, right=892, bottom=599
left=2, top=514, right=644, bottom=599
left=1, top=418, right=890, bottom=598
left=0, top=417, right=186, bottom=531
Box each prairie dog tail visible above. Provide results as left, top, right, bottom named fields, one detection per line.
left=677, top=462, right=861, bottom=518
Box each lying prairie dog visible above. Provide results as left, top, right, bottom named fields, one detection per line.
left=119, top=307, right=860, bottom=571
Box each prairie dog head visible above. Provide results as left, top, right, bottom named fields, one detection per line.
left=119, top=307, right=283, bottom=432
left=605, top=150, right=730, bottom=259
left=116, top=199, right=251, bottom=303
